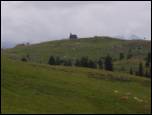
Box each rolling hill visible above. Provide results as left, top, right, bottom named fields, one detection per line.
left=4, top=36, right=151, bottom=73
left=2, top=36, right=151, bottom=113
left=1, top=54, right=151, bottom=114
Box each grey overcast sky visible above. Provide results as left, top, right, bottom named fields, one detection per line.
left=1, top=1, right=151, bottom=47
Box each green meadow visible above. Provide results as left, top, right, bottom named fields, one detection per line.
left=1, top=37, right=151, bottom=114
left=4, top=37, right=151, bottom=74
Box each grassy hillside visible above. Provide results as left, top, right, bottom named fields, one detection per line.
left=1, top=54, right=151, bottom=114
left=4, top=37, right=151, bottom=74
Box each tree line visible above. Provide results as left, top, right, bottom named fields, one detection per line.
left=47, top=52, right=151, bottom=78
left=21, top=52, right=151, bottom=78
left=48, top=55, right=113, bottom=71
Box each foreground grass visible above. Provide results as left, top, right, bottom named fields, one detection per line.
left=1, top=55, right=151, bottom=114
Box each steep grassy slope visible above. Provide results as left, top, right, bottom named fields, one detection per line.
left=1, top=54, right=151, bottom=114
left=4, top=37, right=151, bottom=73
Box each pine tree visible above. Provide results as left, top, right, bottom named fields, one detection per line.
left=148, top=52, right=151, bottom=63
left=148, top=67, right=151, bottom=78
left=63, top=59, right=72, bottom=66
left=145, top=69, right=149, bottom=78
left=55, top=56, right=62, bottom=65
left=21, top=57, right=27, bottom=62
left=88, top=59, right=97, bottom=68
left=98, top=58, right=103, bottom=69
left=138, top=62, right=144, bottom=76
left=119, top=53, right=124, bottom=60
left=75, top=59, right=81, bottom=67
left=48, top=56, right=56, bottom=65
left=104, top=55, right=113, bottom=71
left=145, top=52, right=151, bottom=67
left=80, top=57, right=89, bottom=67
left=130, top=68, right=133, bottom=75
left=145, top=68, right=151, bottom=78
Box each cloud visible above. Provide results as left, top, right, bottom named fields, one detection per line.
left=1, top=1, right=151, bottom=47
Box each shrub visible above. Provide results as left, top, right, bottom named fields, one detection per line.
left=21, top=57, right=27, bottom=62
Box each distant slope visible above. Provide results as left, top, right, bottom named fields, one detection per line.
left=1, top=54, right=151, bottom=114
left=4, top=36, right=151, bottom=73
left=114, top=34, right=143, bottom=40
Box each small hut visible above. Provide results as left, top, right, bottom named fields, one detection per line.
left=69, top=33, right=78, bottom=40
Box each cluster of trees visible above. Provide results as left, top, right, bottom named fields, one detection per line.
left=48, top=56, right=72, bottom=66
left=21, top=52, right=151, bottom=78
left=129, top=63, right=151, bottom=78
left=75, top=57, right=97, bottom=68
left=48, top=55, right=113, bottom=71
left=118, top=51, right=151, bottom=78
left=129, top=52, right=151, bottom=78
left=119, top=52, right=133, bottom=60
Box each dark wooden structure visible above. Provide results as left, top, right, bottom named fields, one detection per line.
left=69, top=33, right=78, bottom=40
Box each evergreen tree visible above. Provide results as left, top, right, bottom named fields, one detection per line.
left=147, top=52, right=151, bottom=63
left=145, top=68, right=151, bottom=78
left=135, top=71, right=139, bottom=76
left=130, top=68, right=133, bottom=75
left=48, top=56, right=56, bottom=65
left=98, top=58, right=103, bottom=69
left=88, top=59, right=97, bottom=68
left=21, top=57, right=27, bottom=62
left=145, top=61, right=149, bottom=67
left=104, top=55, right=113, bottom=71
left=150, top=67, right=151, bottom=77
left=75, top=59, right=81, bottom=67
left=55, top=56, right=62, bottom=65
left=145, top=52, right=151, bottom=67
left=80, top=57, right=89, bottom=67
left=63, top=59, right=72, bottom=66
left=68, top=59, right=72, bottom=66
left=138, top=62, right=144, bottom=76
left=148, top=67, right=151, bottom=78
left=145, top=69, right=149, bottom=78
left=119, top=53, right=124, bottom=60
